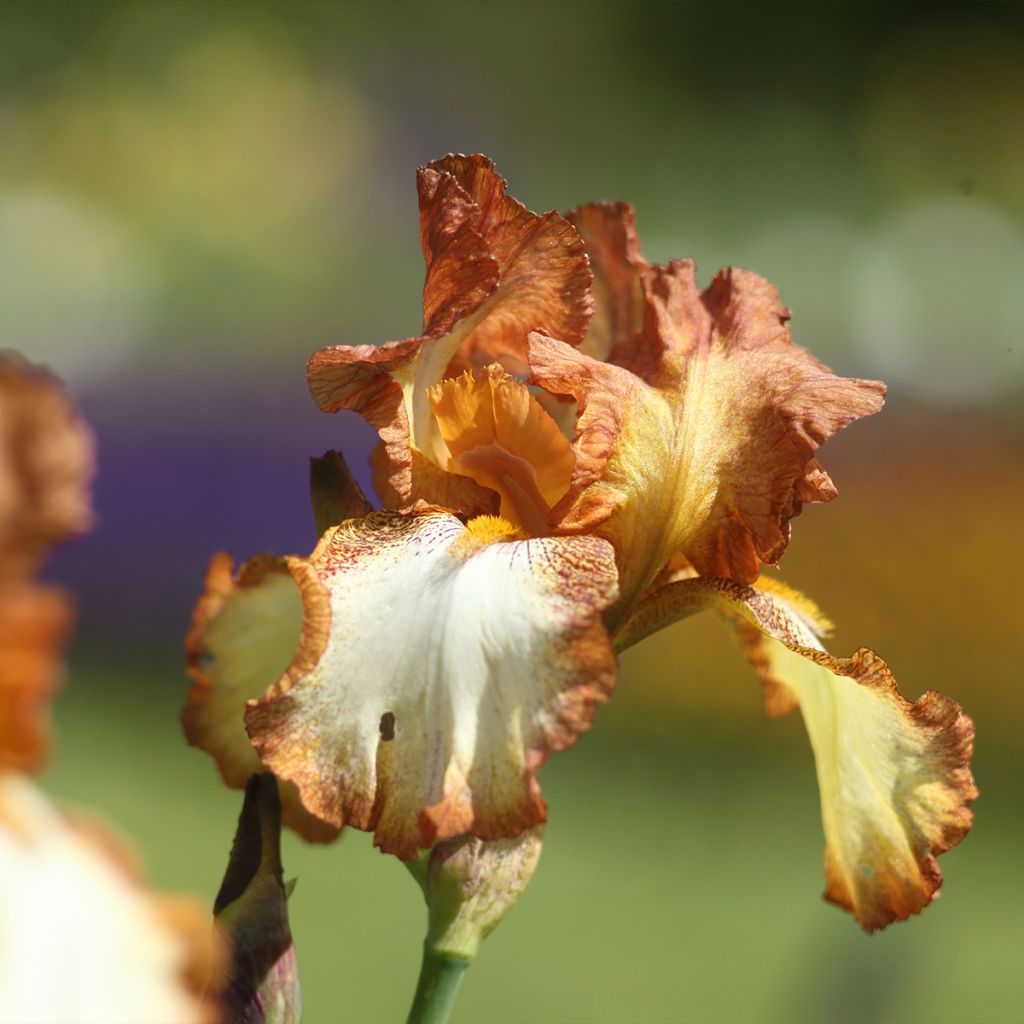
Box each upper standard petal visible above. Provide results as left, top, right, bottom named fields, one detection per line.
left=565, top=201, right=647, bottom=363
left=530, top=260, right=885, bottom=625
left=307, top=155, right=592, bottom=514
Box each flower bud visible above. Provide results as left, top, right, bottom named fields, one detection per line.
left=214, top=773, right=300, bottom=1024
left=413, top=826, right=544, bottom=961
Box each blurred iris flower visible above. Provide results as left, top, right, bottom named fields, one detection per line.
left=186, top=156, right=975, bottom=930
left=0, top=356, right=219, bottom=1022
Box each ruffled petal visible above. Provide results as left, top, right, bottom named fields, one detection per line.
left=246, top=509, right=618, bottom=859
left=530, top=260, right=885, bottom=622
left=0, top=774, right=221, bottom=1023
left=566, top=202, right=647, bottom=361
left=0, top=582, right=73, bottom=774
left=307, top=155, right=592, bottom=512
left=0, top=354, right=94, bottom=577
left=428, top=154, right=592, bottom=369
left=429, top=366, right=574, bottom=535
left=183, top=553, right=341, bottom=843
left=616, top=576, right=976, bottom=932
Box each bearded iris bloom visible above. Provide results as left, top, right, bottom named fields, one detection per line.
left=185, top=156, right=619, bottom=856
left=185, top=155, right=974, bottom=932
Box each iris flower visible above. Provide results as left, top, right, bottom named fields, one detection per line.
left=185, top=156, right=974, bottom=931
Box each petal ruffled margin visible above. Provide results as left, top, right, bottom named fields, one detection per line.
left=246, top=509, right=619, bottom=859
left=0, top=354, right=94, bottom=578
left=183, top=553, right=341, bottom=843
left=307, top=155, right=591, bottom=514
left=429, top=366, right=574, bottom=536
left=0, top=582, right=73, bottom=773
left=530, top=260, right=886, bottom=620
left=616, top=577, right=976, bottom=932
left=565, top=201, right=647, bottom=362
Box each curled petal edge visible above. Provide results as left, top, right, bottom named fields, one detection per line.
left=183, top=552, right=341, bottom=844
left=615, top=576, right=976, bottom=932
left=245, top=510, right=619, bottom=859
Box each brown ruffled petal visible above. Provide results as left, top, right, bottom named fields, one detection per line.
left=566, top=202, right=648, bottom=362
left=418, top=161, right=502, bottom=338
left=0, top=582, right=73, bottom=774
left=307, top=155, right=592, bottom=513
left=0, top=354, right=94, bottom=577
left=183, top=553, right=341, bottom=844
left=427, top=154, right=592, bottom=367
left=246, top=509, right=618, bottom=859
left=615, top=576, right=976, bottom=932
left=530, top=261, right=886, bottom=623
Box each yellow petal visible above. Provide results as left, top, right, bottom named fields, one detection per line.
left=616, top=577, right=976, bottom=932
left=0, top=775, right=219, bottom=1023
left=530, top=261, right=886, bottom=626
left=246, top=509, right=619, bottom=859
left=429, top=366, right=574, bottom=535
left=183, top=553, right=341, bottom=843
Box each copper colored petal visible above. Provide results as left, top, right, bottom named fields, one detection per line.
left=0, top=354, right=93, bottom=577
left=0, top=582, right=73, bottom=774
left=530, top=261, right=885, bottom=621
left=566, top=201, right=648, bottom=362
left=427, top=154, right=592, bottom=366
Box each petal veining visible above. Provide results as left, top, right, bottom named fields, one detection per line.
left=430, top=366, right=574, bottom=535
left=530, top=260, right=886, bottom=623
left=307, top=154, right=591, bottom=514
left=615, top=576, right=976, bottom=932
left=566, top=201, right=648, bottom=362
left=246, top=509, right=619, bottom=859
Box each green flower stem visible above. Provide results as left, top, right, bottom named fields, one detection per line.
left=405, top=945, right=471, bottom=1024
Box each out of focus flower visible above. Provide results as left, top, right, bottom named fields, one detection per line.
left=0, top=354, right=221, bottom=1022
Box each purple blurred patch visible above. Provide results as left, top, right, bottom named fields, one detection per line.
left=45, top=363, right=379, bottom=647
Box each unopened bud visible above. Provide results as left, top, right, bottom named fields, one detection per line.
left=414, top=826, right=544, bottom=961
left=214, top=774, right=300, bottom=1024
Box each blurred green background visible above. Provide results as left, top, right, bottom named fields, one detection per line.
left=8, top=2, right=1022, bottom=1021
